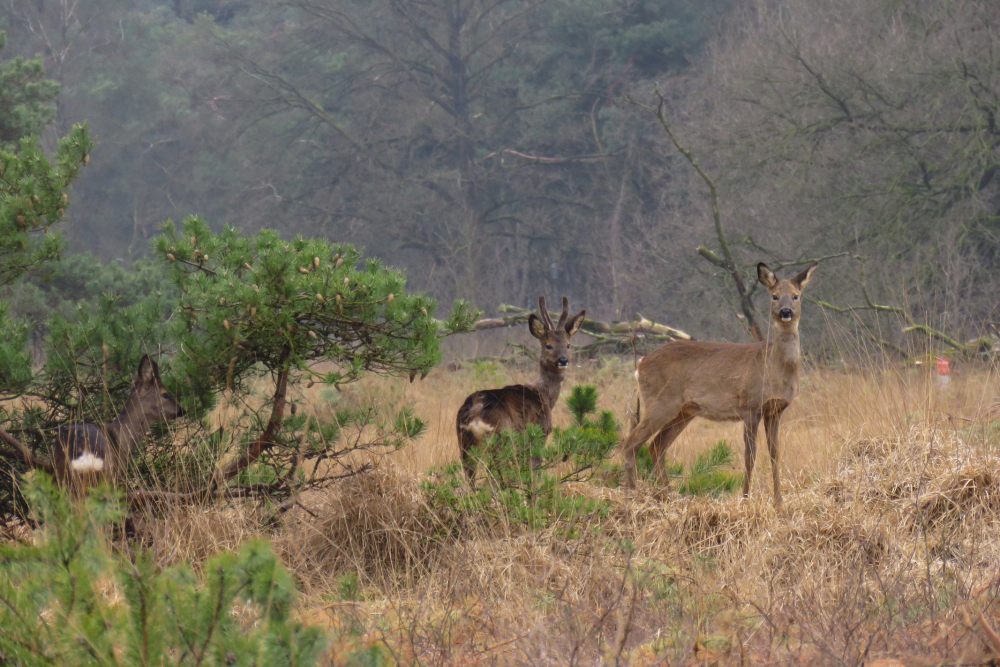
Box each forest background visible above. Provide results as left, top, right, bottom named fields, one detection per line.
left=2, top=0, right=999, bottom=352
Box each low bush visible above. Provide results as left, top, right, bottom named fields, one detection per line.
left=0, top=473, right=327, bottom=666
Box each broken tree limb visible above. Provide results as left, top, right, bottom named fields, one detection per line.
left=477, top=148, right=613, bottom=165
left=901, top=325, right=968, bottom=353
left=465, top=304, right=692, bottom=342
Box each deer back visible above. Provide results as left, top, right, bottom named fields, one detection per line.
left=636, top=263, right=818, bottom=422
left=458, top=384, right=552, bottom=439
left=637, top=340, right=777, bottom=421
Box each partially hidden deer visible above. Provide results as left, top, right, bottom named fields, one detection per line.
left=620, top=262, right=817, bottom=507
left=457, top=296, right=586, bottom=478
left=51, top=355, right=185, bottom=493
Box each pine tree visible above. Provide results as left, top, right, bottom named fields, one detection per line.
left=0, top=29, right=90, bottom=287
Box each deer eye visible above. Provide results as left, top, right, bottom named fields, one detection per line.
left=772, top=295, right=779, bottom=301
left=566, top=344, right=571, bottom=349
left=793, top=295, right=799, bottom=301
left=546, top=345, right=553, bottom=350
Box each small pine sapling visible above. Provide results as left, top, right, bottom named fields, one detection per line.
left=426, top=384, right=618, bottom=530
left=677, top=440, right=745, bottom=496
left=0, top=473, right=327, bottom=666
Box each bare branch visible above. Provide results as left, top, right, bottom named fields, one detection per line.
left=629, top=90, right=762, bottom=341
left=0, top=428, right=53, bottom=471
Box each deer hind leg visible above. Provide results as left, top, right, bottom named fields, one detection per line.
left=742, top=413, right=761, bottom=498
left=621, top=418, right=659, bottom=490
left=457, top=423, right=482, bottom=480
left=763, top=410, right=784, bottom=509
left=648, top=414, right=695, bottom=487
left=621, top=400, right=682, bottom=489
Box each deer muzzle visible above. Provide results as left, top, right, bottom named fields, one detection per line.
left=779, top=308, right=794, bottom=322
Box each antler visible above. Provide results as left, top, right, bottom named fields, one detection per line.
left=556, top=296, right=570, bottom=329
left=538, top=295, right=554, bottom=330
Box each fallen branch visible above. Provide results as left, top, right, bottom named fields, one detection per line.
left=901, top=325, right=967, bottom=352
left=812, top=258, right=985, bottom=357
left=466, top=304, right=692, bottom=342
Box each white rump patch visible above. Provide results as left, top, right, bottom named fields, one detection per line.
left=634, top=369, right=639, bottom=381
left=462, top=418, right=495, bottom=440
left=70, top=451, right=105, bottom=473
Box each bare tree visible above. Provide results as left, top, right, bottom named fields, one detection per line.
left=695, top=0, right=1000, bottom=340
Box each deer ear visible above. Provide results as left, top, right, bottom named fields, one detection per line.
left=757, top=263, right=778, bottom=289
left=528, top=314, right=547, bottom=339
left=565, top=310, right=586, bottom=337
left=792, top=262, right=818, bottom=290
left=137, top=355, right=160, bottom=384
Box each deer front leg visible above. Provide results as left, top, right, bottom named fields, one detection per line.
left=763, top=410, right=784, bottom=509
left=742, top=413, right=761, bottom=498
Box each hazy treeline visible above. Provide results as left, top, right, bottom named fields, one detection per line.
left=1, top=0, right=998, bottom=350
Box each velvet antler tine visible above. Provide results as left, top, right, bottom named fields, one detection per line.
left=556, top=296, right=570, bottom=328
left=538, top=295, right=553, bottom=330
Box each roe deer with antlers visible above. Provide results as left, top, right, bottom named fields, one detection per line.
left=457, top=296, right=585, bottom=478
left=51, top=355, right=185, bottom=493
left=620, top=262, right=817, bottom=507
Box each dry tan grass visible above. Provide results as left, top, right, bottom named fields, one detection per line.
left=124, top=358, right=1000, bottom=665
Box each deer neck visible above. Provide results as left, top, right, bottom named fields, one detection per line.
left=105, top=398, right=153, bottom=460
left=533, top=366, right=565, bottom=411
left=766, top=324, right=801, bottom=374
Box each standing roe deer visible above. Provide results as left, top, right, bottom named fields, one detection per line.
left=620, top=262, right=817, bottom=507
left=51, top=355, right=185, bottom=493
left=457, top=296, right=586, bottom=478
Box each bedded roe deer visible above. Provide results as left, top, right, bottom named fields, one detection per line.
left=620, top=262, right=817, bottom=507
left=456, top=296, right=585, bottom=478
left=51, top=355, right=185, bottom=493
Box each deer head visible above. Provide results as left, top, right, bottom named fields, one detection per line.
left=757, top=262, right=818, bottom=330
left=527, top=296, right=586, bottom=375
left=124, top=355, right=186, bottom=424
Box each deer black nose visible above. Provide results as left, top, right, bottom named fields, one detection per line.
left=779, top=308, right=793, bottom=321
left=176, top=406, right=186, bottom=418
left=557, top=357, right=569, bottom=367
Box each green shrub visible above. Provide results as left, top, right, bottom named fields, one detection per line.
left=0, top=473, right=327, bottom=666
left=636, top=439, right=743, bottom=496
left=425, top=384, right=618, bottom=530
left=677, top=440, right=744, bottom=496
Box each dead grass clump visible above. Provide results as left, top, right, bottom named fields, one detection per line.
left=764, top=502, right=893, bottom=583
left=280, top=464, right=451, bottom=587
left=651, top=496, right=774, bottom=553
left=837, top=424, right=1000, bottom=530
left=915, top=465, right=1000, bottom=526
left=142, top=503, right=266, bottom=569
left=439, top=526, right=632, bottom=610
